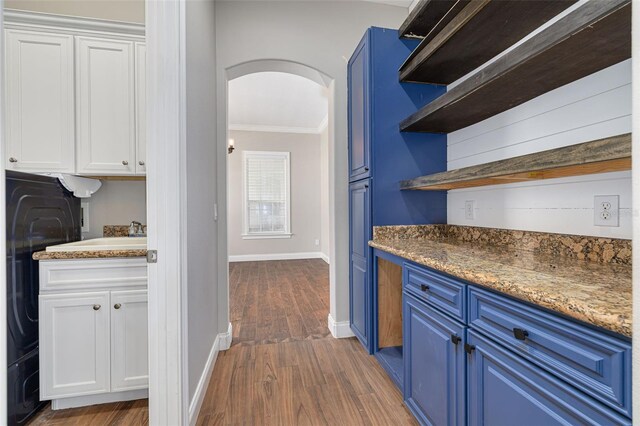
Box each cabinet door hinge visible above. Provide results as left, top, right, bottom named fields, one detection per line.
left=147, top=250, right=158, bottom=263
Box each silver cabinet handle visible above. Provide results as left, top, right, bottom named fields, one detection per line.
left=138, top=160, right=145, bottom=166
left=93, top=304, right=101, bottom=311
left=9, top=157, right=17, bottom=163
left=122, top=160, right=129, bottom=166
left=114, top=303, right=121, bottom=310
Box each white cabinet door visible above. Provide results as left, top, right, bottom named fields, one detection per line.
left=39, top=292, right=110, bottom=399
left=135, top=42, right=146, bottom=175
left=76, top=36, right=135, bottom=175
left=5, top=30, right=75, bottom=172
left=111, top=290, right=148, bottom=391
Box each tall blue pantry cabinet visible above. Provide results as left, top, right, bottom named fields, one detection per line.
left=347, top=27, right=447, bottom=353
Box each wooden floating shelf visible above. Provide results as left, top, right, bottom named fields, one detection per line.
left=400, top=134, right=631, bottom=191
left=401, top=0, right=631, bottom=133
left=399, top=0, right=577, bottom=85
left=398, top=0, right=464, bottom=39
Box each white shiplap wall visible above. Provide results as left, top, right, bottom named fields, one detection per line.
left=447, top=59, right=632, bottom=239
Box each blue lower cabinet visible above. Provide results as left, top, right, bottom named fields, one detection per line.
left=349, top=179, right=371, bottom=352
left=350, top=254, right=369, bottom=349
left=467, top=329, right=631, bottom=426
left=404, top=292, right=466, bottom=426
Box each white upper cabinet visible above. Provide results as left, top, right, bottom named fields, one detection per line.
left=5, top=30, right=75, bottom=173
left=135, top=42, right=146, bottom=175
left=76, top=37, right=135, bottom=175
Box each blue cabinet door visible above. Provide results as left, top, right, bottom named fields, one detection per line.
left=404, top=292, right=466, bottom=426
left=348, top=32, right=370, bottom=182
left=349, top=179, right=371, bottom=350
left=467, top=330, right=631, bottom=426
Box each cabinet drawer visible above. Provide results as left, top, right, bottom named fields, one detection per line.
left=469, top=287, right=632, bottom=417
left=404, top=263, right=466, bottom=322
left=39, top=258, right=147, bottom=292
left=467, top=330, right=631, bottom=426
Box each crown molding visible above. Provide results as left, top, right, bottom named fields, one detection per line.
left=229, top=123, right=323, bottom=135
left=316, top=115, right=329, bottom=133
left=3, top=9, right=145, bottom=37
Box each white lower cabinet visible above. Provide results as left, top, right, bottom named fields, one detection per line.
left=111, top=290, right=148, bottom=391
left=39, top=258, right=148, bottom=408
left=40, top=292, right=111, bottom=399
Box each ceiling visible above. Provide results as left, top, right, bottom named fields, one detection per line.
left=363, top=0, right=414, bottom=7
left=228, top=72, right=329, bottom=134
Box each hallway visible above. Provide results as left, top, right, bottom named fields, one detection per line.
left=196, top=259, right=416, bottom=425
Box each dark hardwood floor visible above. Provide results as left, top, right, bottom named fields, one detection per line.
left=28, top=259, right=414, bottom=425
left=197, top=259, right=416, bottom=425
left=26, top=398, right=148, bottom=425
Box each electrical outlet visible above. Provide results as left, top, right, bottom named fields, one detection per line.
left=594, top=195, right=619, bottom=227
left=315, top=239, right=320, bottom=246
left=465, top=200, right=475, bottom=220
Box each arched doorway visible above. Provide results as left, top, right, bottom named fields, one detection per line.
left=222, top=59, right=343, bottom=341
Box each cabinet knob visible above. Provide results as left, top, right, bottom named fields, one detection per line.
left=464, top=343, right=475, bottom=354
left=450, top=335, right=461, bottom=345
left=420, top=284, right=429, bottom=292
left=513, top=328, right=529, bottom=341
left=364, top=167, right=369, bottom=171
left=93, top=304, right=101, bottom=311
left=8, top=157, right=17, bottom=163
left=122, top=160, right=129, bottom=166
left=138, top=160, right=145, bottom=166
left=114, top=303, right=122, bottom=310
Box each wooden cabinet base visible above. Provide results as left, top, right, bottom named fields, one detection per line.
left=51, top=388, right=148, bottom=410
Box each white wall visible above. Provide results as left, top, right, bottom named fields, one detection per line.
left=447, top=59, right=631, bottom=239
left=185, top=0, right=220, bottom=409
left=228, top=130, right=323, bottom=259
left=83, top=180, right=146, bottom=239
left=215, top=0, right=408, bottom=326
left=4, top=0, right=144, bottom=23
left=320, top=124, right=330, bottom=260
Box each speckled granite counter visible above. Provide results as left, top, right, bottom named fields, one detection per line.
left=33, top=249, right=147, bottom=260
left=370, top=226, right=632, bottom=338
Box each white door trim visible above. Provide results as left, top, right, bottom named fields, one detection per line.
left=0, top=1, right=8, bottom=419
left=146, top=0, right=188, bottom=424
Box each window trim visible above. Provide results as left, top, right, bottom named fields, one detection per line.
left=242, top=150, right=291, bottom=239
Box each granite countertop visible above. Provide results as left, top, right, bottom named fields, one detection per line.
left=33, top=249, right=147, bottom=261
left=370, top=236, right=632, bottom=338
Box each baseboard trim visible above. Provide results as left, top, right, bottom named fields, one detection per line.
left=320, top=253, right=330, bottom=264
left=219, top=322, right=232, bottom=351
left=328, top=314, right=355, bottom=339
left=229, top=252, right=326, bottom=262
left=51, top=389, right=148, bottom=410
left=188, top=322, right=232, bottom=425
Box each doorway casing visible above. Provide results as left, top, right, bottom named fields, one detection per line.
left=221, top=59, right=349, bottom=338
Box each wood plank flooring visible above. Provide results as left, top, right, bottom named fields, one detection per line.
left=28, top=259, right=414, bottom=425
left=198, top=259, right=416, bottom=425
left=26, top=399, right=148, bottom=425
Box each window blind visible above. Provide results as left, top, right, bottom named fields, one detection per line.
left=244, top=152, right=290, bottom=235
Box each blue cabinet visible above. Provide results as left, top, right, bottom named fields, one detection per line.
left=469, top=286, right=632, bottom=417
left=348, top=35, right=370, bottom=182
left=404, top=292, right=466, bottom=426
left=467, top=330, right=630, bottom=426
left=347, top=27, right=448, bottom=353
left=349, top=179, right=371, bottom=348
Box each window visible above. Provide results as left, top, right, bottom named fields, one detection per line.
left=243, top=151, right=291, bottom=238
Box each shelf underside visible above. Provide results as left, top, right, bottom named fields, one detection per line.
left=400, top=134, right=631, bottom=191
left=400, top=0, right=577, bottom=85
left=401, top=0, right=631, bottom=133
left=398, top=0, right=464, bottom=39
